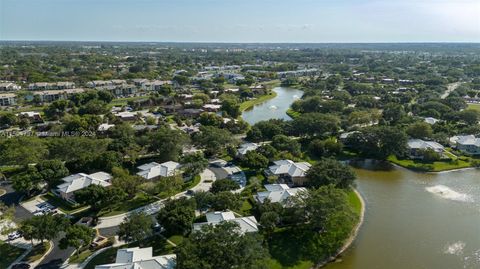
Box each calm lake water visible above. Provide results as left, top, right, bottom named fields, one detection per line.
left=243, top=89, right=480, bottom=269
left=241, top=87, right=303, bottom=125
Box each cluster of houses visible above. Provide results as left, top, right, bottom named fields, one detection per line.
left=407, top=135, right=480, bottom=159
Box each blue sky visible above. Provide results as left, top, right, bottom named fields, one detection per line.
left=1, top=0, right=479, bottom=42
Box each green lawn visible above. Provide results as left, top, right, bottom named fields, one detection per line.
left=347, top=190, right=362, bottom=215
left=98, top=193, right=158, bottom=217
left=286, top=109, right=301, bottom=119
left=267, top=228, right=315, bottom=269
left=84, top=235, right=175, bottom=269
left=467, top=103, right=480, bottom=111
left=181, top=175, right=201, bottom=191
left=22, top=242, right=51, bottom=263
left=166, top=235, right=184, bottom=246
left=239, top=91, right=278, bottom=112
left=388, top=155, right=472, bottom=172
left=0, top=241, right=25, bottom=268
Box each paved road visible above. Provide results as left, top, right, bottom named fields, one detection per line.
left=36, top=234, right=75, bottom=269
left=95, top=168, right=217, bottom=229
left=441, top=82, right=462, bottom=99
left=0, top=183, right=33, bottom=221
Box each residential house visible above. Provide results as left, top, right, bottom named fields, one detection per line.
left=95, top=247, right=176, bottom=269
left=202, top=104, right=221, bottom=112
left=407, top=139, right=445, bottom=159
left=98, top=123, right=115, bottom=132
left=17, top=111, right=43, bottom=123
left=237, top=143, right=260, bottom=157
left=136, top=161, right=181, bottom=180
left=56, top=172, right=112, bottom=202
left=424, top=117, right=440, bottom=125
left=0, top=93, right=17, bottom=106
left=114, top=111, right=138, bottom=121
left=254, top=184, right=306, bottom=206
left=0, top=82, right=21, bottom=91
left=193, top=211, right=258, bottom=233
left=267, top=160, right=311, bottom=186
left=450, top=135, right=480, bottom=155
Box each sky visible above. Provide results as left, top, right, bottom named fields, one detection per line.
left=1, top=0, right=479, bottom=43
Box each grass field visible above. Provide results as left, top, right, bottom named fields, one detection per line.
left=0, top=241, right=25, bottom=268
left=467, top=103, right=480, bottom=111
left=98, top=193, right=158, bottom=217
left=388, top=155, right=472, bottom=172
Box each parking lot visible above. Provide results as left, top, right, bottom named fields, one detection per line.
left=21, top=197, right=60, bottom=216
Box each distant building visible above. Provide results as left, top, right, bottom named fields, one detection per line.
left=95, top=247, right=176, bottom=269
left=237, top=143, right=260, bottom=157
left=55, top=172, right=112, bottom=202
left=0, top=93, right=17, bottom=106
left=35, top=89, right=85, bottom=102
left=193, top=211, right=258, bottom=234
left=267, top=160, right=311, bottom=186
left=28, top=82, right=75, bottom=91
left=0, top=82, right=21, bottom=91
left=424, top=117, right=440, bottom=125
left=136, top=161, right=181, bottom=180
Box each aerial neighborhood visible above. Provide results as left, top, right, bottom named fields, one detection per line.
left=1, top=42, right=480, bottom=269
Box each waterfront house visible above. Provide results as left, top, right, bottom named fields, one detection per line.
left=407, top=139, right=445, bottom=159
left=95, top=247, right=176, bottom=269
left=136, top=161, right=181, bottom=180
left=55, top=172, right=112, bottom=202
left=267, top=159, right=311, bottom=186
left=193, top=211, right=258, bottom=234
left=450, top=135, right=480, bottom=155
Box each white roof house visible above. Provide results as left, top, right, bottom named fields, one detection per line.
left=237, top=143, right=260, bottom=156
left=268, top=160, right=311, bottom=178
left=424, top=117, right=440, bottom=125
left=450, top=135, right=480, bottom=155
left=254, top=184, right=307, bottom=205
left=137, top=161, right=181, bottom=180
left=56, top=172, right=112, bottom=198
left=193, top=211, right=259, bottom=233
left=95, top=247, right=176, bottom=269
left=407, top=139, right=444, bottom=153
left=98, top=123, right=115, bottom=132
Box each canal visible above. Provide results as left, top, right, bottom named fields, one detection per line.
left=243, top=87, right=480, bottom=269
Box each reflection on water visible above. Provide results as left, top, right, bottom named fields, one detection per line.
left=241, top=87, right=304, bottom=125
left=325, top=163, right=480, bottom=269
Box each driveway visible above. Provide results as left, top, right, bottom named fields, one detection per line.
left=0, top=183, right=33, bottom=221
left=95, top=168, right=217, bottom=229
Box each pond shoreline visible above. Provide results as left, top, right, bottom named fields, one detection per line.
left=314, top=188, right=366, bottom=268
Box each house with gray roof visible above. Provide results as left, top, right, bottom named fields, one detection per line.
left=56, top=172, right=112, bottom=202
left=450, top=135, right=480, bottom=155
left=407, top=139, right=445, bottom=159
left=254, top=184, right=306, bottom=206
left=137, top=161, right=181, bottom=180
left=267, top=160, right=311, bottom=186
left=193, top=211, right=258, bottom=234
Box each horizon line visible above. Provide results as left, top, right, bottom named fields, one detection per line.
left=1, top=39, right=480, bottom=44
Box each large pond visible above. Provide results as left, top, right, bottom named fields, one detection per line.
left=241, top=86, right=303, bottom=125
left=326, top=162, right=480, bottom=269
left=243, top=88, right=480, bottom=269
